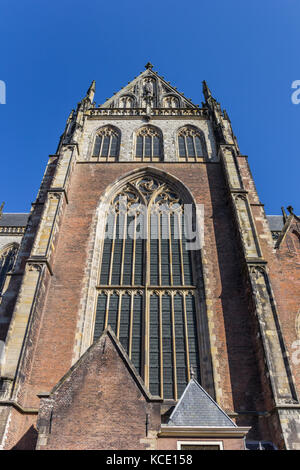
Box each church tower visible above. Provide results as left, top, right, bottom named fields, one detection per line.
left=0, top=64, right=299, bottom=450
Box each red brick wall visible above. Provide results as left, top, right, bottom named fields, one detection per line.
left=36, top=331, right=161, bottom=450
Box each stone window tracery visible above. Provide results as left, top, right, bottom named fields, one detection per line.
left=92, top=126, right=120, bottom=161
left=135, top=126, right=163, bottom=162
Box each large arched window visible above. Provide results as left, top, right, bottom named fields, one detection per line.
left=177, top=126, right=207, bottom=161
left=135, top=126, right=163, bottom=162
left=93, top=174, right=201, bottom=400
left=0, top=243, right=18, bottom=296
left=92, top=126, right=120, bottom=161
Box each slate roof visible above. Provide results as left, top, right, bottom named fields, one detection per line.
left=266, top=215, right=285, bottom=232
left=0, top=213, right=29, bottom=227
left=167, top=379, right=236, bottom=427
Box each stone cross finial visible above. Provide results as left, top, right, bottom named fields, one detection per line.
left=190, top=365, right=195, bottom=380
left=287, top=205, right=294, bottom=215
left=145, top=62, right=153, bottom=70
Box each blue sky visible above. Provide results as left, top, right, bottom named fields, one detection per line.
left=0, top=0, right=299, bottom=214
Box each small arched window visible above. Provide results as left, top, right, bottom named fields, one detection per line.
left=92, top=126, right=120, bottom=161
left=163, top=95, right=179, bottom=108
left=0, top=244, right=18, bottom=296
left=119, top=96, right=134, bottom=108
left=177, top=127, right=207, bottom=161
left=135, top=126, right=163, bottom=162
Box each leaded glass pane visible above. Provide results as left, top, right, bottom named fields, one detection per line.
left=119, top=294, right=131, bottom=353
left=136, top=136, right=143, bottom=157
left=107, top=293, right=119, bottom=333
left=144, top=136, right=151, bottom=157
left=93, top=294, right=107, bottom=341
left=132, top=293, right=143, bottom=374
left=195, top=136, right=203, bottom=157
left=93, top=135, right=102, bottom=157
left=153, top=136, right=160, bottom=157
left=101, top=135, right=110, bottom=157
left=162, top=294, right=174, bottom=399
left=149, top=294, right=160, bottom=396
left=186, top=294, right=201, bottom=383
left=110, top=135, right=118, bottom=157
left=186, top=136, right=195, bottom=157
left=178, top=136, right=186, bottom=158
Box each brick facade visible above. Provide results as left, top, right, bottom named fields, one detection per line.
left=0, top=66, right=299, bottom=450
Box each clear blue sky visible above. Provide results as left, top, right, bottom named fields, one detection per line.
left=0, top=0, right=299, bottom=214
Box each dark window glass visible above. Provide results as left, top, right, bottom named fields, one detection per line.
left=93, top=135, right=102, bottom=156
left=186, top=136, right=195, bottom=157
left=178, top=136, right=186, bottom=157
left=195, top=136, right=203, bottom=156
left=110, top=135, right=118, bottom=157
left=101, top=136, right=110, bottom=157
left=153, top=136, right=160, bottom=157
left=136, top=136, right=143, bottom=157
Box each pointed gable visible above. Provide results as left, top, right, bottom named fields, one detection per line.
left=36, top=327, right=162, bottom=450
left=99, top=63, right=198, bottom=109
left=166, top=379, right=236, bottom=427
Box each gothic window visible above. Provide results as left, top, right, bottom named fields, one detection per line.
left=177, top=127, right=207, bottom=161
left=92, top=126, right=120, bottom=161
left=135, top=126, right=163, bottom=162
left=163, top=96, right=179, bottom=108
left=0, top=244, right=18, bottom=296
left=93, top=175, right=201, bottom=400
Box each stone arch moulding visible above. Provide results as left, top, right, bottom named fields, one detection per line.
left=73, top=166, right=216, bottom=398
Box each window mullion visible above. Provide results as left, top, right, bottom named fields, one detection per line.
left=159, top=292, right=163, bottom=398
left=104, top=291, right=111, bottom=329
left=171, top=292, right=177, bottom=400
left=116, top=292, right=123, bottom=338
left=178, top=212, right=185, bottom=286
left=120, top=211, right=127, bottom=285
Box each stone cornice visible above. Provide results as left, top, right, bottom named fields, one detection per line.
left=159, top=425, right=251, bottom=438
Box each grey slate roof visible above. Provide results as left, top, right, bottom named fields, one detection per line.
left=167, top=379, right=236, bottom=427
left=267, top=215, right=285, bottom=232
left=0, top=213, right=29, bottom=227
